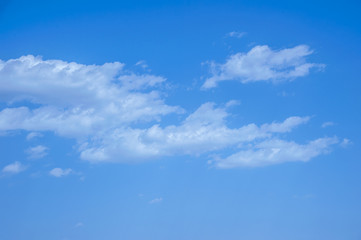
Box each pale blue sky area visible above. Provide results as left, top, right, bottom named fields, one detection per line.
left=0, top=1, right=361, bottom=239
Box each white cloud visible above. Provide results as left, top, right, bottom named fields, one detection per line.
left=225, top=100, right=240, bottom=108
left=80, top=103, right=311, bottom=163
left=26, top=145, right=48, bottom=159
left=227, top=31, right=246, bottom=38
left=214, top=137, right=338, bottom=168
left=135, top=60, right=149, bottom=69
left=0, top=55, right=338, bottom=168
left=2, top=161, right=26, bottom=174
left=149, top=197, right=163, bottom=204
left=340, top=138, right=352, bottom=148
left=260, top=116, right=310, bottom=133
left=322, top=121, right=334, bottom=128
left=49, top=168, right=73, bottom=177
left=0, top=55, right=180, bottom=138
left=117, top=73, right=165, bottom=90
left=202, top=45, right=325, bottom=89
left=26, top=132, right=43, bottom=140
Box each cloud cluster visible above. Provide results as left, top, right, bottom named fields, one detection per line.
left=80, top=103, right=319, bottom=165
left=0, top=55, right=337, bottom=168
left=0, top=55, right=179, bottom=138
left=202, top=45, right=324, bottom=88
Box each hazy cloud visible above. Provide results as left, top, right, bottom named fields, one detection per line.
left=149, top=197, right=163, bottom=204
left=214, top=137, right=338, bottom=168
left=26, top=132, right=43, bottom=140
left=340, top=138, right=352, bottom=148
left=322, top=121, right=335, bottom=128
left=49, top=168, right=73, bottom=177
left=227, top=31, right=246, bottom=38
left=135, top=60, right=149, bottom=69
left=74, top=222, right=84, bottom=228
left=26, top=145, right=48, bottom=159
left=2, top=161, right=26, bottom=174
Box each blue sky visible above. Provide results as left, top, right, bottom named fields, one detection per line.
left=0, top=0, right=361, bottom=239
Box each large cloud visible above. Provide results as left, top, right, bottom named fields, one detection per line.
left=80, top=103, right=315, bottom=163
left=202, top=45, right=325, bottom=89
left=0, top=55, right=337, bottom=167
left=0, top=55, right=180, bottom=138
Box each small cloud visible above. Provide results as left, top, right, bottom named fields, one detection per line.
left=322, top=121, right=334, bottom=128
left=225, top=100, right=240, bottom=108
left=202, top=45, right=324, bottom=89
left=30, top=171, right=42, bottom=178
left=227, top=31, right=246, bottom=38
left=149, top=197, right=163, bottom=204
left=135, top=60, right=149, bottom=69
left=2, top=161, right=26, bottom=174
left=278, top=91, right=295, bottom=97
left=49, top=168, right=73, bottom=177
left=26, top=145, right=48, bottom=159
left=74, top=222, right=84, bottom=228
left=340, top=138, right=352, bottom=148
left=138, top=193, right=144, bottom=198
left=26, top=132, right=43, bottom=141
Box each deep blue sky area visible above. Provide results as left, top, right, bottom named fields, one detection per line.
left=0, top=1, right=360, bottom=240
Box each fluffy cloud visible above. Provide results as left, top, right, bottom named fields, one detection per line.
left=2, top=161, right=26, bottom=174
left=0, top=55, right=338, bottom=168
left=202, top=45, right=325, bottom=89
left=80, top=103, right=311, bottom=163
left=26, top=145, right=48, bottom=159
left=0, top=55, right=180, bottom=138
left=49, top=168, right=73, bottom=177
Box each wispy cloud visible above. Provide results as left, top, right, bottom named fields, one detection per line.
left=213, top=137, right=338, bottom=168
left=2, top=161, right=26, bottom=174
left=149, top=197, right=163, bottom=204
left=49, top=168, right=73, bottom=177
left=202, top=45, right=325, bottom=89
left=74, top=222, right=84, bottom=228
left=135, top=60, right=149, bottom=69
left=26, top=145, right=48, bottom=159
left=26, top=132, right=43, bottom=140
left=0, top=55, right=339, bottom=168
left=340, top=138, right=352, bottom=148
left=322, top=121, right=335, bottom=128
left=226, top=31, right=246, bottom=38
